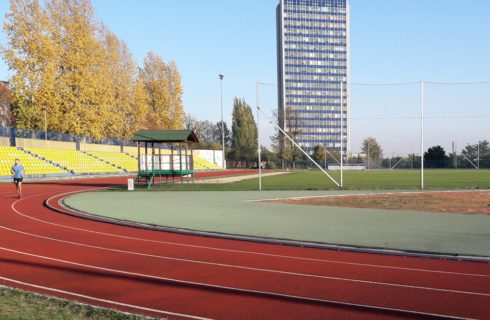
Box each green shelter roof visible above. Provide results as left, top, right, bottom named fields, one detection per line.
left=131, top=130, right=199, bottom=143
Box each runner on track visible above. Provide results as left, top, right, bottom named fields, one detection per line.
left=11, top=158, right=25, bottom=198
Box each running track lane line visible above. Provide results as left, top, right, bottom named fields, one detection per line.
left=0, top=246, right=472, bottom=320
left=13, top=190, right=490, bottom=278
left=0, top=276, right=212, bottom=320
left=2, top=225, right=489, bottom=298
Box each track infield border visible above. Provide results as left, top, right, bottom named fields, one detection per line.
left=41, top=190, right=490, bottom=264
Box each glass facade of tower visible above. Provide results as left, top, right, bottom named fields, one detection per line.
left=277, top=0, right=349, bottom=152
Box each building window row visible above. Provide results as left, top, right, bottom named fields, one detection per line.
left=285, top=47, right=345, bottom=55
left=285, top=62, right=346, bottom=69
left=285, top=77, right=347, bottom=85
left=285, top=54, right=346, bottom=62
left=284, top=16, right=345, bottom=25
left=286, top=100, right=348, bottom=106
left=285, top=35, right=346, bottom=43
left=284, top=32, right=346, bottom=40
left=285, top=86, right=347, bottom=92
left=285, top=70, right=345, bottom=77
left=285, top=41, right=345, bottom=51
left=285, top=52, right=346, bottom=60
left=285, top=69, right=345, bottom=76
left=286, top=72, right=346, bottom=79
left=284, top=9, right=346, bottom=17
left=286, top=92, right=347, bottom=99
left=285, top=23, right=346, bottom=32
left=284, top=0, right=347, bottom=7
left=285, top=37, right=347, bottom=46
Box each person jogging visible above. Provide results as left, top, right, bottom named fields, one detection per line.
left=11, top=158, right=25, bottom=198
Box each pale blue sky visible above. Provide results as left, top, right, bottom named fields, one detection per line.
left=1, top=0, right=489, bottom=154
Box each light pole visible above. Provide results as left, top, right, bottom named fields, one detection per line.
left=256, top=81, right=261, bottom=191
left=255, top=81, right=276, bottom=191
left=219, top=74, right=225, bottom=170
left=42, top=106, right=47, bottom=140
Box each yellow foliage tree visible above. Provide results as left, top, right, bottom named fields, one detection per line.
left=2, top=0, right=61, bottom=130
left=2, top=0, right=185, bottom=141
left=140, top=52, right=184, bottom=130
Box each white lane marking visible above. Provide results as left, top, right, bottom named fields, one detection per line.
left=3, top=224, right=489, bottom=297
left=0, top=276, right=211, bottom=320
left=250, top=189, right=490, bottom=202
left=0, top=246, right=474, bottom=320
left=9, top=191, right=490, bottom=279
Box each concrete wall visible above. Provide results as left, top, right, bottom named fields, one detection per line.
left=194, top=150, right=223, bottom=167
left=16, top=138, right=77, bottom=150
left=81, top=143, right=121, bottom=153
left=0, top=136, right=9, bottom=147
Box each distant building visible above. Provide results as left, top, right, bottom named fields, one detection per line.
left=277, top=0, right=349, bottom=152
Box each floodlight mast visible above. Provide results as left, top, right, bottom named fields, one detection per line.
left=256, top=81, right=276, bottom=191
left=219, top=74, right=225, bottom=170
left=420, top=80, right=425, bottom=190
left=256, top=81, right=262, bottom=191
left=340, top=81, right=344, bottom=189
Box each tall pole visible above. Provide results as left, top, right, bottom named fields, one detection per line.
left=420, top=80, right=425, bottom=190
left=256, top=81, right=262, bottom=191
left=219, top=74, right=225, bottom=170
left=340, top=81, right=344, bottom=189
left=43, top=107, right=47, bottom=140
left=477, top=141, right=480, bottom=169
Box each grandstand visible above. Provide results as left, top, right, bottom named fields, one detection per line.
left=27, top=148, right=124, bottom=174
left=0, top=146, right=67, bottom=176
left=194, top=157, right=221, bottom=170
left=87, top=151, right=138, bottom=172
left=1, top=129, right=224, bottom=179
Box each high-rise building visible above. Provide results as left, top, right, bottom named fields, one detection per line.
left=277, top=0, right=349, bottom=153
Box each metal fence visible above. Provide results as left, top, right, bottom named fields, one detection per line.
left=0, top=126, right=135, bottom=146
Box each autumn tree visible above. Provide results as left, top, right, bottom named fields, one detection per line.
left=2, top=0, right=60, bottom=130
left=2, top=0, right=184, bottom=141
left=140, top=52, right=184, bottom=130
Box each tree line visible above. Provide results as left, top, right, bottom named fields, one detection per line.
left=1, top=0, right=184, bottom=140
left=186, top=98, right=259, bottom=166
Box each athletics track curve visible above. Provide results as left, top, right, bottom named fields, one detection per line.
left=1, top=176, right=489, bottom=319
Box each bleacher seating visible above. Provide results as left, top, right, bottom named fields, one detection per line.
left=1, top=144, right=222, bottom=178
left=88, top=151, right=138, bottom=172
left=193, top=157, right=221, bottom=170
left=27, top=148, right=123, bottom=174
left=0, top=146, right=67, bottom=176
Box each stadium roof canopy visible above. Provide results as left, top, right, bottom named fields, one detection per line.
left=131, top=130, right=199, bottom=143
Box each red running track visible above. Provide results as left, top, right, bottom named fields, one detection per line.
left=0, top=175, right=489, bottom=319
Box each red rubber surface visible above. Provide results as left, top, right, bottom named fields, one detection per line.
left=1, top=175, right=489, bottom=319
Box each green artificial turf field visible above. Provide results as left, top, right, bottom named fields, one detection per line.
left=147, top=169, right=490, bottom=191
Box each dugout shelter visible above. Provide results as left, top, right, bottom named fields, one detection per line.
left=131, top=130, right=199, bottom=187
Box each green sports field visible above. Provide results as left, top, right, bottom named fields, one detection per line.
left=165, top=169, right=490, bottom=191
